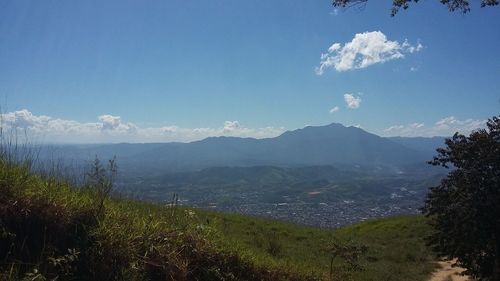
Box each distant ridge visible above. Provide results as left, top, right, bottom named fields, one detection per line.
left=388, top=136, right=446, bottom=158
left=44, top=123, right=435, bottom=172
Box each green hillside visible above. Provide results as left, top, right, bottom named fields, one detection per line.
left=0, top=159, right=436, bottom=281
left=199, top=211, right=435, bottom=281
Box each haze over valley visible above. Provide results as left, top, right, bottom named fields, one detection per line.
left=38, top=123, right=447, bottom=227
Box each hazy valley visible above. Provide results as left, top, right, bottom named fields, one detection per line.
left=39, top=123, right=447, bottom=228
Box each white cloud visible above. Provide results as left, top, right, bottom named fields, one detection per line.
left=315, top=31, right=423, bottom=74
left=223, top=120, right=240, bottom=132
left=1, top=109, right=50, bottom=129
left=410, top=66, right=418, bottom=72
left=344, top=94, right=361, bottom=109
left=329, top=106, right=340, bottom=113
left=98, top=114, right=137, bottom=133
left=0, top=109, right=285, bottom=143
left=98, top=115, right=121, bottom=130
left=381, top=117, right=486, bottom=137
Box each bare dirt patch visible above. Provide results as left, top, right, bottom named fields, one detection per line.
left=428, top=259, right=470, bottom=281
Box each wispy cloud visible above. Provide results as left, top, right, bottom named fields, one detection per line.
left=329, top=8, right=339, bottom=16
left=0, top=109, right=285, bottom=143
left=329, top=106, right=340, bottom=113
left=344, top=94, right=361, bottom=109
left=381, top=117, right=486, bottom=137
left=316, top=31, right=423, bottom=74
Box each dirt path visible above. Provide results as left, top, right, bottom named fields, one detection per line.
left=428, top=259, right=470, bottom=281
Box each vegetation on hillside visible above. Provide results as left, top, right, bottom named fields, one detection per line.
left=199, top=211, right=436, bottom=281
left=0, top=145, right=436, bottom=280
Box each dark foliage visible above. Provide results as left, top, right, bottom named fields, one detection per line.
left=0, top=186, right=98, bottom=280
left=332, top=0, right=499, bottom=16
left=423, top=116, right=500, bottom=280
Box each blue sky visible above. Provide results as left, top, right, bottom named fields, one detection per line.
left=0, top=0, right=499, bottom=143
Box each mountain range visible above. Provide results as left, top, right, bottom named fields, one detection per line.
left=36, top=122, right=448, bottom=225
left=43, top=123, right=446, bottom=174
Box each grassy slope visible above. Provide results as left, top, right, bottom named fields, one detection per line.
left=0, top=160, right=435, bottom=281
left=198, top=211, right=435, bottom=281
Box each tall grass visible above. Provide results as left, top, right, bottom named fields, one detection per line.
left=0, top=133, right=323, bottom=280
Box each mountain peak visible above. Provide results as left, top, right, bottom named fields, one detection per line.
left=304, top=122, right=346, bottom=129
left=278, top=122, right=366, bottom=139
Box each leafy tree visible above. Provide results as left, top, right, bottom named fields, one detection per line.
left=332, top=0, right=498, bottom=16
left=423, top=116, right=500, bottom=280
